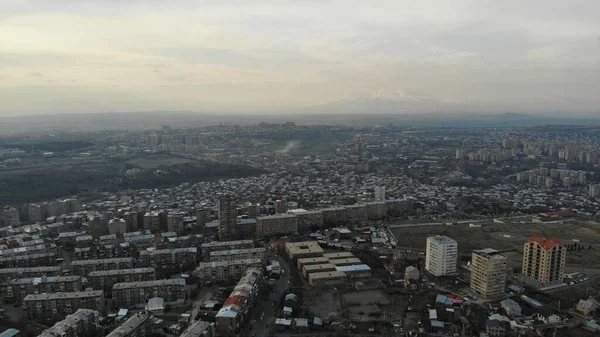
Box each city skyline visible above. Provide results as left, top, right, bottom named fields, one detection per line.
left=1, top=0, right=599, bottom=116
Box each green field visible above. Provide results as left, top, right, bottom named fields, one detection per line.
left=127, top=154, right=196, bottom=169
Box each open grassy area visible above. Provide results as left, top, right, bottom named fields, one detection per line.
left=127, top=154, right=196, bottom=169
left=390, top=221, right=600, bottom=267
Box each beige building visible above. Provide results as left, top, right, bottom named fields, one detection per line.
left=194, top=258, right=262, bottom=283
left=112, top=279, right=186, bottom=308
left=302, top=264, right=337, bottom=278
left=256, top=214, right=298, bottom=238
left=296, top=257, right=330, bottom=270
left=23, top=290, right=105, bottom=322
left=323, top=252, right=354, bottom=260
left=470, top=248, right=507, bottom=299
left=285, top=241, right=324, bottom=260
left=329, top=258, right=363, bottom=266
left=522, top=237, right=566, bottom=287
left=308, top=271, right=347, bottom=287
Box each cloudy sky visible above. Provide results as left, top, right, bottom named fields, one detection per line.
left=0, top=0, right=598, bottom=115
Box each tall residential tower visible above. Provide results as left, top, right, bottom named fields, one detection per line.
left=425, top=236, right=458, bottom=276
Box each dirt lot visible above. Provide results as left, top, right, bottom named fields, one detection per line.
left=303, top=288, right=342, bottom=321
left=390, top=221, right=600, bottom=267
left=127, top=154, right=196, bottom=169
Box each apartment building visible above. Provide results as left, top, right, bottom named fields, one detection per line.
left=23, top=290, right=105, bottom=322
left=0, top=266, right=61, bottom=283
left=37, top=309, right=99, bottom=337
left=138, top=247, right=197, bottom=278
left=201, top=240, right=254, bottom=260
left=71, top=257, right=134, bottom=276
left=425, top=236, right=458, bottom=276
left=470, top=249, right=507, bottom=299
left=108, top=218, right=127, bottom=235
left=112, top=279, right=186, bottom=308
left=256, top=214, right=298, bottom=238
left=209, top=248, right=266, bottom=262
left=321, top=207, right=347, bottom=226
left=194, top=259, right=262, bottom=283
left=167, top=212, right=186, bottom=233
left=289, top=210, right=324, bottom=233
left=106, top=312, right=153, bottom=337
left=143, top=212, right=161, bottom=232
left=180, top=320, right=215, bottom=337
left=522, top=236, right=566, bottom=287
left=0, top=252, right=56, bottom=268
left=218, top=195, right=237, bottom=240
left=344, top=204, right=368, bottom=222
left=73, top=242, right=138, bottom=260
left=88, top=268, right=156, bottom=293
left=6, top=275, right=82, bottom=303
left=216, top=268, right=262, bottom=337
left=123, top=211, right=140, bottom=231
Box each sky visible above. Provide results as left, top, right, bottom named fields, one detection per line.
left=0, top=0, right=599, bottom=116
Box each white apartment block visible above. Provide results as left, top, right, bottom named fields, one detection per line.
left=256, top=214, right=298, bottom=238
left=425, top=235, right=458, bottom=276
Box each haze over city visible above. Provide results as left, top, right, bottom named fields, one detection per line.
left=1, top=0, right=599, bottom=116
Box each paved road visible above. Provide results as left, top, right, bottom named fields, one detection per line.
left=242, top=254, right=290, bottom=337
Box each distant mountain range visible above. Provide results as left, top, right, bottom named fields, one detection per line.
left=0, top=94, right=598, bottom=134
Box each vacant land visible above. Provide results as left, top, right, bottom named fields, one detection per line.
left=390, top=221, right=600, bottom=267
left=303, top=288, right=342, bottom=321
left=127, top=154, right=195, bottom=169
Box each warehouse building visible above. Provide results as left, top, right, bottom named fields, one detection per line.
left=302, top=264, right=337, bottom=278
left=285, top=241, right=324, bottom=260
left=308, top=271, right=347, bottom=287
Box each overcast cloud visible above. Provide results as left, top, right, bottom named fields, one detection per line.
left=0, top=0, right=598, bottom=115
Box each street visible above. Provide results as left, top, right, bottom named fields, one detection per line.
left=241, top=254, right=290, bottom=337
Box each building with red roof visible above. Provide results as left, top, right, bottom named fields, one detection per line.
left=522, top=236, right=566, bottom=288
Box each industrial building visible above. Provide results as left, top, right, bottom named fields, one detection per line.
left=285, top=241, right=325, bottom=260
left=308, top=271, right=347, bottom=287
left=296, top=257, right=330, bottom=270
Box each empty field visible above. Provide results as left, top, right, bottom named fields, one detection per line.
left=127, top=154, right=195, bottom=169
left=390, top=221, right=600, bottom=267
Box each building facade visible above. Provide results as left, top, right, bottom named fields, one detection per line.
left=112, top=279, right=187, bottom=308
left=37, top=309, right=99, bottom=337
left=256, top=214, right=298, bottom=238
left=71, top=257, right=134, bottom=276
left=216, top=268, right=262, bottom=337
left=88, top=268, right=156, bottom=293
left=218, top=195, right=237, bottom=240
left=0, top=266, right=61, bottom=283
left=23, top=290, right=105, bottom=322
left=6, top=275, right=82, bottom=303
left=137, top=247, right=197, bottom=278
left=522, top=236, right=566, bottom=287
left=470, top=249, right=507, bottom=299
left=106, top=312, right=153, bottom=337
left=194, top=259, right=262, bottom=283
left=425, top=236, right=458, bottom=276
left=209, top=248, right=266, bottom=262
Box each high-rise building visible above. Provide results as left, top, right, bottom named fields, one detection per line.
left=374, top=186, right=386, bottom=201
left=167, top=212, right=185, bottom=233
left=218, top=195, right=237, bottom=240
left=589, top=184, right=600, bottom=197
left=455, top=148, right=465, bottom=160
left=425, top=236, right=458, bottom=276
left=470, top=248, right=507, bottom=299
left=522, top=237, right=565, bottom=287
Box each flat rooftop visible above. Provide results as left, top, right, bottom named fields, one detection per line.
left=23, top=290, right=103, bottom=301
left=328, top=258, right=363, bottom=265
left=323, top=252, right=354, bottom=259
left=197, top=258, right=262, bottom=269
left=88, top=268, right=155, bottom=277
left=71, top=257, right=133, bottom=265
left=286, top=241, right=324, bottom=256
left=309, top=271, right=347, bottom=280
left=112, top=278, right=185, bottom=290
left=303, top=264, right=336, bottom=272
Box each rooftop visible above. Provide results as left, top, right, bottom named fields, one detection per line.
left=88, top=268, right=155, bottom=277
left=428, top=235, right=458, bottom=245
left=23, top=290, right=103, bottom=301
left=106, top=312, right=152, bottom=337
left=528, top=236, right=562, bottom=249
left=309, top=271, right=347, bottom=280
left=112, top=279, right=185, bottom=290
left=335, top=264, right=371, bottom=272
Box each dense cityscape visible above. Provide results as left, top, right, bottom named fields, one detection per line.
left=0, top=122, right=598, bottom=337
